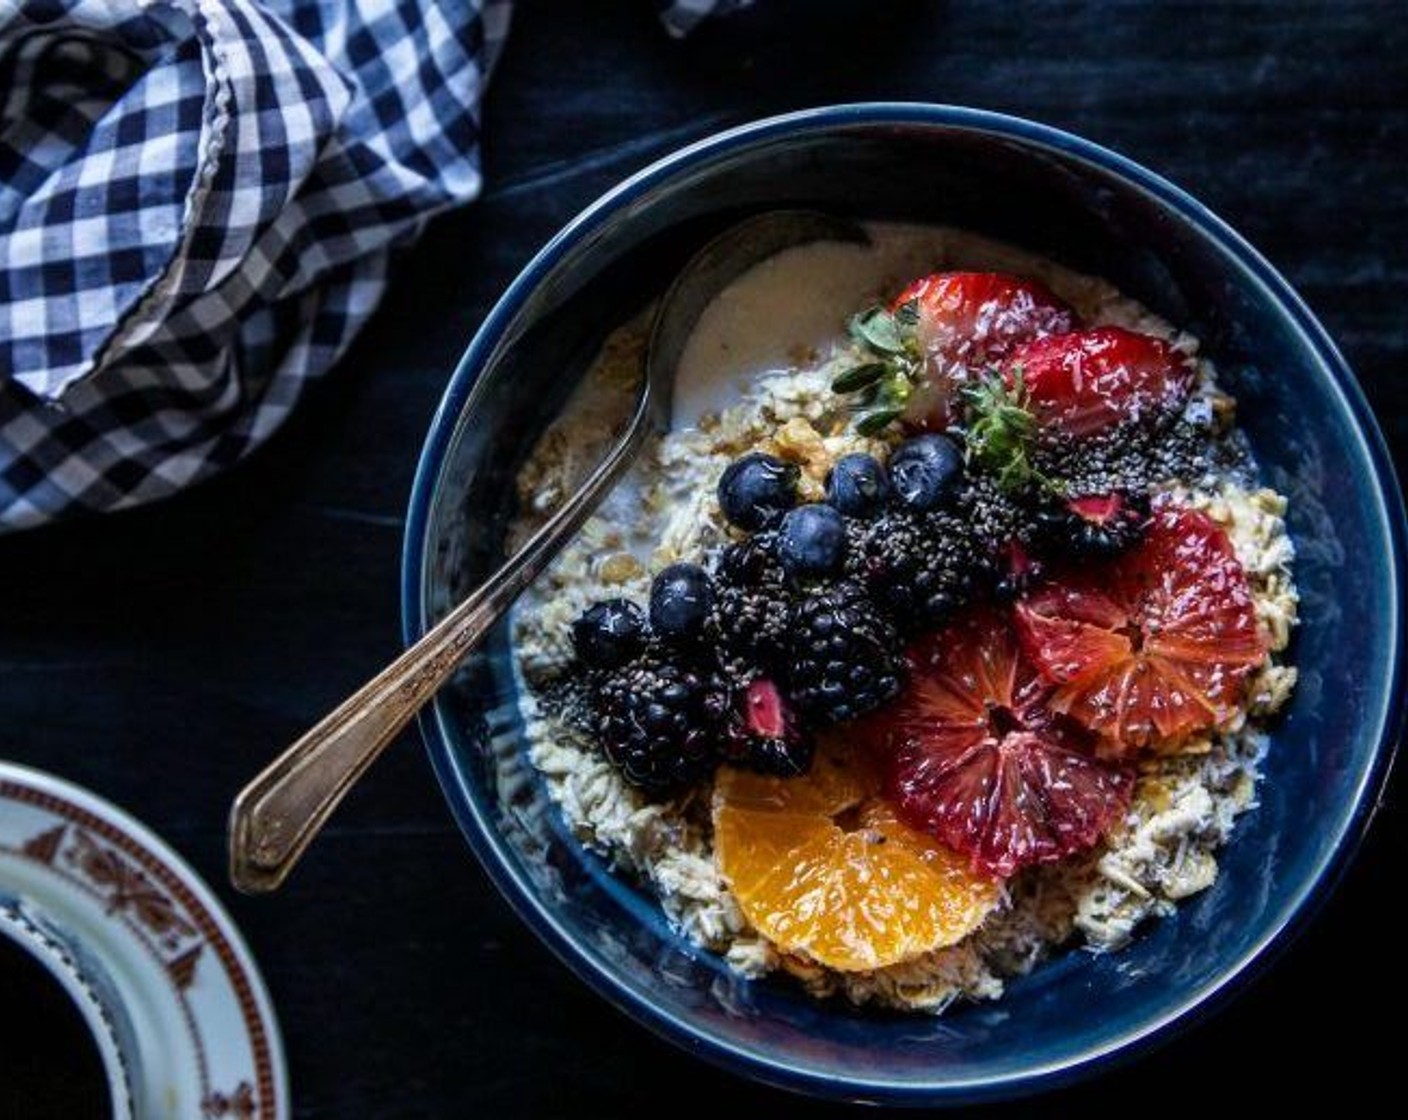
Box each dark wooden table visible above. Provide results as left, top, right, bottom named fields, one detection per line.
left=3, top=2, right=1404, bottom=1115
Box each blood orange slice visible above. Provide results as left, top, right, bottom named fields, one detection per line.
left=867, top=607, right=1133, bottom=878
left=1015, top=503, right=1267, bottom=750
left=713, top=741, right=998, bottom=971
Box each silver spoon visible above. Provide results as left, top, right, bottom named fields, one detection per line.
left=228, top=210, right=870, bottom=893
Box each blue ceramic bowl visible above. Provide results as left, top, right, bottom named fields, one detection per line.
left=402, top=105, right=1405, bottom=1103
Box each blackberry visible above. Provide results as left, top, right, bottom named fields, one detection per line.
left=953, top=474, right=1045, bottom=600
left=1035, top=492, right=1150, bottom=559
left=709, top=533, right=794, bottom=670
left=993, top=540, right=1045, bottom=601
left=849, top=509, right=996, bottom=629
left=738, top=734, right=816, bottom=777
left=721, top=678, right=816, bottom=777
left=594, top=655, right=730, bottom=794
left=785, top=581, right=905, bottom=724
left=716, top=530, right=785, bottom=586
left=955, top=473, right=1042, bottom=550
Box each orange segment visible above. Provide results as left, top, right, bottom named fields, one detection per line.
left=714, top=743, right=999, bottom=972
left=715, top=740, right=870, bottom=816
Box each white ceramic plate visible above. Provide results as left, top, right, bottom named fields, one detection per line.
left=0, top=762, right=289, bottom=1119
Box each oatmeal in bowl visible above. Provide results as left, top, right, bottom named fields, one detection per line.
left=509, top=223, right=1299, bottom=1014
left=404, top=107, right=1402, bottom=1103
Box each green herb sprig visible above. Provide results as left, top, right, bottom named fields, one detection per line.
left=962, top=367, right=1060, bottom=495
left=829, top=299, right=924, bottom=435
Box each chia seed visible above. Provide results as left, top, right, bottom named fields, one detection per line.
left=541, top=671, right=599, bottom=737
left=955, top=472, right=1043, bottom=546
left=1035, top=415, right=1221, bottom=497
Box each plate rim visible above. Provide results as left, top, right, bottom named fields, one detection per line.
left=0, top=760, right=290, bottom=1119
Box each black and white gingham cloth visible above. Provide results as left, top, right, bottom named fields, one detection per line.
left=0, top=0, right=749, bottom=530
left=660, top=0, right=753, bottom=37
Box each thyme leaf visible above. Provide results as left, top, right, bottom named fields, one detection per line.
left=855, top=407, right=905, bottom=436
left=830, top=361, right=888, bottom=393
left=847, top=307, right=905, bottom=354
left=962, top=368, right=1060, bottom=494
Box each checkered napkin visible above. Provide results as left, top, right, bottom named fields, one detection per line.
left=0, top=0, right=749, bottom=531
left=661, top=0, right=753, bottom=37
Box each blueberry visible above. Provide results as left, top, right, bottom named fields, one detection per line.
left=777, top=504, right=847, bottom=580
left=649, top=563, right=713, bottom=643
left=572, top=599, right=646, bottom=668
left=825, top=453, right=891, bottom=518
left=889, top=434, right=963, bottom=511
left=717, top=453, right=799, bottom=531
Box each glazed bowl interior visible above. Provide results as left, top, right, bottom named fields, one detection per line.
left=403, top=106, right=1403, bottom=1102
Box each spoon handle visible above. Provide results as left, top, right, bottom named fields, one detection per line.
left=229, top=395, right=655, bottom=894
left=228, top=585, right=499, bottom=893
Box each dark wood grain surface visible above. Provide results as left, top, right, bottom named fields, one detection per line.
left=2, top=1, right=1404, bottom=1115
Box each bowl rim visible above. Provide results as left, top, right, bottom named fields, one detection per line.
left=401, top=102, right=1406, bottom=1104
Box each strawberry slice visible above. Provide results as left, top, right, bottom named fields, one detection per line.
left=891, top=272, right=1075, bottom=429
left=868, top=606, right=1133, bottom=878
left=1016, top=504, right=1266, bottom=751
left=1007, top=326, right=1194, bottom=438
